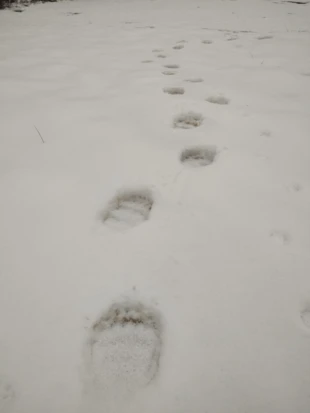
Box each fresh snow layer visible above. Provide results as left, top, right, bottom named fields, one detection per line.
left=0, top=0, right=310, bottom=412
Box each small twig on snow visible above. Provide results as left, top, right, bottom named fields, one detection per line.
left=34, top=125, right=45, bottom=143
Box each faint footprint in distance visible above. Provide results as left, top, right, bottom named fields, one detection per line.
left=300, top=307, right=310, bottom=330
left=164, top=64, right=180, bottom=69
left=185, top=77, right=204, bottom=83
left=163, top=87, right=185, bottom=95
left=260, top=129, right=271, bottom=137
left=225, top=34, right=238, bottom=41
left=257, top=34, right=274, bottom=40
left=0, top=377, right=15, bottom=412
left=173, top=44, right=184, bottom=50
left=173, top=112, right=204, bottom=129
left=270, top=229, right=291, bottom=245
left=206, top=95, right=230, bottom=105
left=202, top=40, right=213, bottom=44
left=162, top=70, right=176, bottom=75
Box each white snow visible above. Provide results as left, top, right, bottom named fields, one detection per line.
left=0, top=0, right=310, bottom=412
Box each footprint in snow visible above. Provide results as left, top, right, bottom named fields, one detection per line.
left=257, top=35, right=274, bottom=40
left=157, top=54, right=167, bottom=59
left=225, top=34, right=238, bottom=41
left=202, top=40, right=213, bottom=44
left=173, top=44, right=184, bottom=50
left=180, top=146, right=217, bottom=167
left=173, top=112, right=204, bottom=129
left=83, top=300, right=162, bottom=400
left=163, top=87, right=185, bottom=95
left=164, top=64, right=180, bottom=69
left=206, top=95, right=230, bottom=105
left=162, top=70, right=177, bottom=76
left=152, top=48, right=163, bottom=52
left=185, top=77, right=204, bottom=83
left=101, top=188, right=153, bottom=229
left=141, top=60, right=153, bottom=63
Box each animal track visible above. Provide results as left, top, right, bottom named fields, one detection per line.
left=84, top=300, right=162, bottom=397
left=202, top=40, right=213, bottom=44
left=164, top=64, right=179, bottom=69
left=101, top=188, right=153, bottom=229
left=180, top=146, right=217, bottom=167
left=157, top=54, right=167, bottom=58
left=163, top=87, right=185, bottom=95
left=185, top=77, right=204, bottom=83
left=206, top=95, right=230, bottom=105
left=0, top=377, right=15, bottom=411
left=162, top=70, right=176, bottom=75
left=257, top=35, right=274, bottom=40
left=173, top=44, right=184, bottom=50
left=173, top=112, right=204, bottom=129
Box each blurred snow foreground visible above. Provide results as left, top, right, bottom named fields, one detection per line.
left=0, top=0, right=58, bottom=10
left=0, top=0, right=310, bottom=412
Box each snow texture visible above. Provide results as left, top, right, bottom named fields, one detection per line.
left=0, top=0, right=310, bottom=412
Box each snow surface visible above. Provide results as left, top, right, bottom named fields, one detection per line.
left=0, top=0, right=310, bottom=412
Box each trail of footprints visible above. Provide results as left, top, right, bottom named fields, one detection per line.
left=2, top=29, right=306, bottom=412
left=90, top=27, right=304, bottom=405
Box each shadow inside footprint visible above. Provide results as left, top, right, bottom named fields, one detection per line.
left=163, top=87, right=185, bottom=95
left=101, top=188, right=153, bottom=229
left=83, top=300, right=162, bottom=398
left=180, top=145, right=217, bottom=166
left=173, top=112, right=204, bottom=129
left=206, top=95, right=230, bottom=105
left=164, top=64, right=179, bottom=69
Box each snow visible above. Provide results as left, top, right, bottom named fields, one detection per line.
left=0, top=0, right=310, bottom=412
